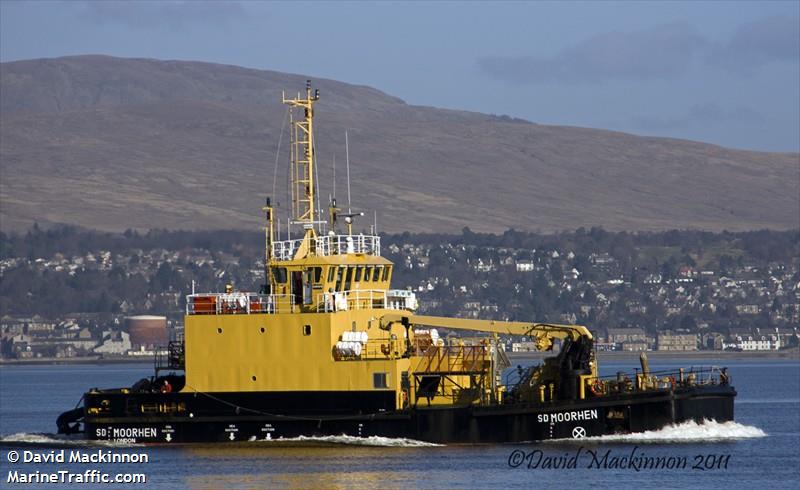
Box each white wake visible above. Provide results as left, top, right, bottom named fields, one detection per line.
left=552, top=419, right=766, bottom=444
left=254, top=434, right=442, bottom=447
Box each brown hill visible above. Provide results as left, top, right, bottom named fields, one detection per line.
left=1, top=55, right=797, bottom=234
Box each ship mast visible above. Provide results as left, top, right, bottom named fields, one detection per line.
left=283, top=80, right=320, bottom=237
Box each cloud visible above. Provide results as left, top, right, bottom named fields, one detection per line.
left=79, top=1, right=248, bottom=30
left=630, top=103, right=764, bottom=131
left=479, top=16, right=799, bottom=84
left=708, top=15, right=800, bottom=74
left=478, top=22, right=706, bottom=84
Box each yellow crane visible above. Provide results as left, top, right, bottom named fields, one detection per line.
left=381, top=313, right=597, bottom=405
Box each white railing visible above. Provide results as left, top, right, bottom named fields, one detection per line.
left=271, top=234, right=381, bottom=260
left=317, top=289, right=386, bottom=312
left=186, top=293, right=295, bottom=315
left=386, top=289, right=418, bottom=311
left=316, top=289, right=417, bottom=312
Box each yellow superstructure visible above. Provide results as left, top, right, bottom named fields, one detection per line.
left=181, top=81, right=597, bottom=412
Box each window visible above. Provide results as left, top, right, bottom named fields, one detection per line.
left=373, top=372, right=388, bottom=389
left=327, top=267, right=335, bottom=282
left=313, top=267, right=322, bottom=282
left=364, top=266, right=373, bottom=282
left=344, top=267, right=353, bottom=291
left=373, top=266, right=381, bottom=282
left=303, top=324, right=312, bottom=336
left=272, top=267, right=287, bottom=283
left=355, top=266, right=363, bottom=282
left=382, top=266, right=392, bottom=282
left=335, top=266, right=344, bottom=291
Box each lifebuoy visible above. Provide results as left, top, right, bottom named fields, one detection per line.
left=590, top=379, right=605, bottom=396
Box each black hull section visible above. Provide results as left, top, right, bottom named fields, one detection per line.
left=79, top=385, right=736, bottom=444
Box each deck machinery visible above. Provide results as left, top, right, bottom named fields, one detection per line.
left=57, top=82, right=736, bottom=444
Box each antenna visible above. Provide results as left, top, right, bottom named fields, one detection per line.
left=332, top=153, right=336, bottom=199
left=345, top=130, right=352, bottom=213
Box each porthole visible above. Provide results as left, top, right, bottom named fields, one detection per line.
left=217, top=328, right=223, bottom=334
left=252, top=375, right=257, bottom=381
left=260, top=327, right=266, bottom=333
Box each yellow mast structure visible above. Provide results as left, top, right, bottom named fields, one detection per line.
left=283, top=80, right=320, bottom=234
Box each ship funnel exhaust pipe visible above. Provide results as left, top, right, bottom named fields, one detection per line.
left=639, top=352, right=650, bottom=377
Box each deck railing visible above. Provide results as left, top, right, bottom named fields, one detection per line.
left=316, top=289, right=417, bottom=312
left=316, top=289, right=386, bottom=312
left=186, top=293, right=295, bottom=315
left=271, top=234, right=381, bottom=260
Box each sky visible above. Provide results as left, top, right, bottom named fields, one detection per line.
left=1, top=0, right=798, bottom=152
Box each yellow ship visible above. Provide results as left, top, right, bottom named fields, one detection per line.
left=57, top=82, right=736, bottom=443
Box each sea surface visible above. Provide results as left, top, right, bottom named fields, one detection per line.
left=1, top=358, right=798, bottom=489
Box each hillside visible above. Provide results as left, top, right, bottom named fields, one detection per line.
left=1, top=55, right=797, bottom=234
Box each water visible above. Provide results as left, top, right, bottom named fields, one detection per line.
left=1, top=359, right=798, bottom=489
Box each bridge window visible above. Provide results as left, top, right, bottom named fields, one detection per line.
left=373, top=373, right=388, bottom=389
left=355, top=266, right=363, bottom=282
left=364, top=266, right=373, bottom=282
left=272, top=267, right=287, bottom=283
left=382, top=266, right=392, bottom=282
left=335, top=266, right=344, bottom=291
left=344, top=267, right=353, bottom=291
left=373, top=266, right=381, bottom=282
left=312, top=267, right=322, bottom=282
left=328, top=267, right=335, bottom=282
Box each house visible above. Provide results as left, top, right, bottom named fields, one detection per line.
left=515, top=261, right=535, bottom=272
left=606, top=327, right=648, bottom=350
left=701, top=332, right=725, bottom=350
left=657, top=331, right=698, bottom=351
left=94, top=331, right=132, bottom=356
left=735, top=304, right=760, bottom=315
left=725, top=332, right=781, bottom=351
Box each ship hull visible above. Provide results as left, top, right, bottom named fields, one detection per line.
left=78, top=385, right=735, bottom=444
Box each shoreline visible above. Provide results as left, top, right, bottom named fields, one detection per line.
left=0, top=356, right=155, bottom=366
left=509, top=348, right=799, bottom=361
left=1, top=348, right=797, bottom=366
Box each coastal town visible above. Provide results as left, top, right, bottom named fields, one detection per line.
left=1, top=227, right=798, bottom=361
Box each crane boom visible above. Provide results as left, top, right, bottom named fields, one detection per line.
left=381, top=313, right=592, bottom=351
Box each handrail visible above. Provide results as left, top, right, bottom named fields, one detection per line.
left=414, top=345, right=490, bottom=374
left=316, top=289, right=387, bottom=312
left=580, top=366, right=730, bottom=397
left=271, top=234, right=381, bottom=260
left=186, top=293, right=295, bottom=315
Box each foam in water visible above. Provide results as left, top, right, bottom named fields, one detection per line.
left=549, top=419, right=766, bottom=444
left=256, top=434, right=443, bottom=447
left=1, top=432, right=441, bottom=448
left=3, top=420, right=764, bottom=447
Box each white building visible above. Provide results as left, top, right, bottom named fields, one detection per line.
left=94, top=331, right=131, bottom=355
left=725, top=334, right=781, bottom=351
